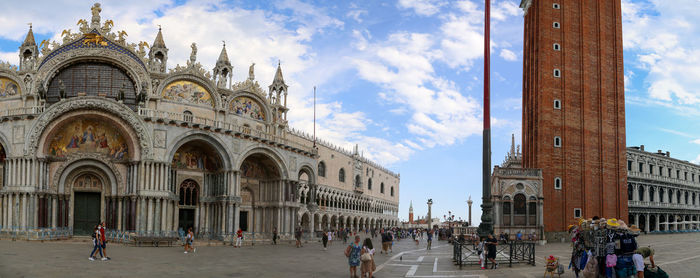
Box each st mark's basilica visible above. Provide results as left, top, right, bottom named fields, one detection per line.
left=0, top=3, right=400, bottom=241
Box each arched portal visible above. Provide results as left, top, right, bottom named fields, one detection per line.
left=239, top=151, right=287, bottom=237
left=57, top=159, right=117, bottom=236
left=301, top=213, right=310, bottom=233
left=177, top=179, right=199, bottom=231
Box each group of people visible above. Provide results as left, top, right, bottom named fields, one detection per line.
left=345, top=236, right=376, bottom=278
left=88, top=222, right=110, bottom=261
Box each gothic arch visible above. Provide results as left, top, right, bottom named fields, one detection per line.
left=235, top=146, right=289, bottom=180
left=26, top=97, right=152, bottom=159
left=0, top=72, right=28, bottom=98
left=157, top=73, right=222, bottom=109
left=298, top=163, right=316, bottom=184
left=227, top=90, right=272, bottom=124
left=167, top=131, right=233, bottom=170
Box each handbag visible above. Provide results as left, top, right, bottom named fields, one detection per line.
left=361, top=252, right=372, bottom=262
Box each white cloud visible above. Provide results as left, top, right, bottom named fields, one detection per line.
left=397, top=0, right=445, bottom=16
left=691, top=139, right=700, bottom=145
left=499, top=48, right=517, bottom=61
left=622, top=0, right=700, bottom=106
left=346, top=9, right=368, bottom=23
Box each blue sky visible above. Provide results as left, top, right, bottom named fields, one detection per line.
left=2, top=0, right=700, bottom=225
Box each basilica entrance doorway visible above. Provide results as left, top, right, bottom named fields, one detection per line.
left=74, top=192, right=100, bottom=235
left=178, top=179, right=199, bottom=231
left=240, top=211, right=249, bottom=232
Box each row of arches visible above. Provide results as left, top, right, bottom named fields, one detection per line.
left=299, top=211, right=399, bottom=235
left=628, top=183, right=700, bottom=207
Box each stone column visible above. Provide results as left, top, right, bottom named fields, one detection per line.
left=309, top=213, right=315, bottom=237
left=117, top=198, right=123, bottom=231
left=633, top=184, right=639, bottom=201
left=161, top=199, right=168, bottom=232
left=655, top=214, right=660, bottom=231
left=21, top=193, right=27, bottom=230
left=634, top=214, right=639, bottom=227
left=233, top=204, right=240, bottom=233
left=51, top=196, right=57, bottom=228
left=147, top=198, right=153, bottom=232
left=644, top=214, right=650, bottom=232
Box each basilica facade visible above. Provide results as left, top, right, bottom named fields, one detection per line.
left=0, top=4, right=399, bottom=241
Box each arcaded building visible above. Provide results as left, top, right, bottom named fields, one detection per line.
left=0, top=4, right=399, bottom=241
left=519, top=0, right=628, bottom=236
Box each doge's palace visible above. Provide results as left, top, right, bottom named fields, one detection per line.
left=0, top=3, right=399, bottom=242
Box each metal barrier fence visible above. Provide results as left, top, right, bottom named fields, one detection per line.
left=452, top=240, right=536, bottom=269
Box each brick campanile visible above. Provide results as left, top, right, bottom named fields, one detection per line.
left=520, top=0, right=628, bottom=233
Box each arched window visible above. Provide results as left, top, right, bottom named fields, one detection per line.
left=685, top=191, right=689, bottom=204
left=367, top=178, right=372, bottom=190
left=502, top=196, right=511, bottom=225
left=649, top=187, right=655, bottom=202
left=628, top=183, right=633, bottom=200
left=380, top=183, right=385, bottom=194
left=183, top=110, right=193, bottom=122
left=514, top=194, right=526, bottom=215
left=677, top=191, right=681, bottom=203
left=339, top=168, right=345, bottom=182
left=318, top=161, right=326, bottom=177
left=639, top=186, right=645, bottom=201
left=390, top=186, right=394, bottom=196
left=659, top=188, right=665, bottom=203
left=355, top=175, right=361, bottom=187
left=179, top=179, right=199, bottom=206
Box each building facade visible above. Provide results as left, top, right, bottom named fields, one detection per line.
left=519, top=0, right=628, bottom=234
left=0, top=4, right=399, bottom=241
left=490, top=135, right=544, bottom=238
left=626, top=146, right=700, bottom=232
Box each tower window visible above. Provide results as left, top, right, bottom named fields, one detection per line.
left=554, top=136, right=562, bottom=147
left=553, top=69, right=561, bottom=78
left=554, top=177, right=562, bottom=190
left=553, top=3, right=560, bottom=9
left=553, top=43, right=561, bottom=51
left=628, top=160, right=632, bottom=171
left=553, top=99, right=561, bottom=109
left=574, top=208, right=581, bottom=218
left=553, top=22, right=560, bottom=29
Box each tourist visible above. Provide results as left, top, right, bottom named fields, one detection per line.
left=380, top=231, right=390, bottom=254
left=486, top=234, right=499, bottom=269
left=184, top=227, right=194, bottom=253
left=345, top=235, right=362, bottom=278
left=99, top=222, right=110, bottom=260
left=272, top=227, right=278, bottom=245
left=633, top=247, right=655, bottom=278
left=295, top=227, right=303, bottom=248
left=516, top=231, right=523, bottom=241
left=322, top=230, right=329, bottom=251
left=235, top=228, right=243, bottom=248
left=426, top=228, right=433, bottom=250
left=361, top=238, right=376, bottom=278
left=89, top=225, right=105, bottom=261
left=475, top=237, right=485, bottom=269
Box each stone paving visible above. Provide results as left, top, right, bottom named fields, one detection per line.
left=0, top=233, right=699, bottom=277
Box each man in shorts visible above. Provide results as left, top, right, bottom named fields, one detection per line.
left=633, top=247, right=655, bottom=278
left=295, top=227, right=302, bottom=248
left=485, top=234, right=498, bottom=269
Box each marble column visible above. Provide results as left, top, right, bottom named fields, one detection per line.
left=634, top=214, right=639, bottom=226
left=233, top=204, right=240, bottom=233
left=644, top=214, right=650, bottom=232
left=147, top=198, right=153, bottom=232
left=633, top=184, right=639, bottom=201
left=117, top=198, right=123, bottom=231
left=655, top=214, right=660, bottom=231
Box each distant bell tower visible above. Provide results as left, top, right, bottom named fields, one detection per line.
left=520, top=0, right=627, bottom=233
left=408, top=201, right=414, bottom=223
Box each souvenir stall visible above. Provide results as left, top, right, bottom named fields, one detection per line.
left=567, top=218, right=642, bottom=277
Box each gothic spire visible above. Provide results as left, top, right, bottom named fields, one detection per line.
left=409, top=200, right=413, bottom=211
left=273, top=61, right=285, bottom=84
left=216, top=42, right=230, bottom=67
left=152, top=26, right=166, bottom=48
left=22, top=25, right=36, bottom=47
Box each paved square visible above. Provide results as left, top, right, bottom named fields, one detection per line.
left=1, top=233, right=699, bottom=277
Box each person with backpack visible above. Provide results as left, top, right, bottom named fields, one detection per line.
left=89, top=224, right=105, bottom=261
left=184, top=227, right=195, bottom=253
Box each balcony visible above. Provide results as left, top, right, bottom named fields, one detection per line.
left=1, top=106, right=44, bottom=120
left=138, top=108, right=316, bottom=157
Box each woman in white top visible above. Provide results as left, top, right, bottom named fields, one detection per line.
left=328, top=230, right=333, bottom=246
left=360, top=238, right=376, bottom=278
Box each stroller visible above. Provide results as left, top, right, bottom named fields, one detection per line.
left=545, top=255, right=564, bottom=278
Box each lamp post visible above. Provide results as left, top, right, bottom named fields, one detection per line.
left=427, top=199, right=433, bottom=230
left=467, top=195, right=473, bottom=227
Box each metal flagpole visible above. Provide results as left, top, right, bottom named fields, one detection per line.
left=478, top=0, right=494, bottom=238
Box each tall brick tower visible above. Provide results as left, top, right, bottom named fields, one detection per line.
left=409, top=201, right=414, bottom=224
left=519, top=0, right=628, bottom=234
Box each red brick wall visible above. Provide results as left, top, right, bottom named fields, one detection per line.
left=521, top=0, right=628, bottom=232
